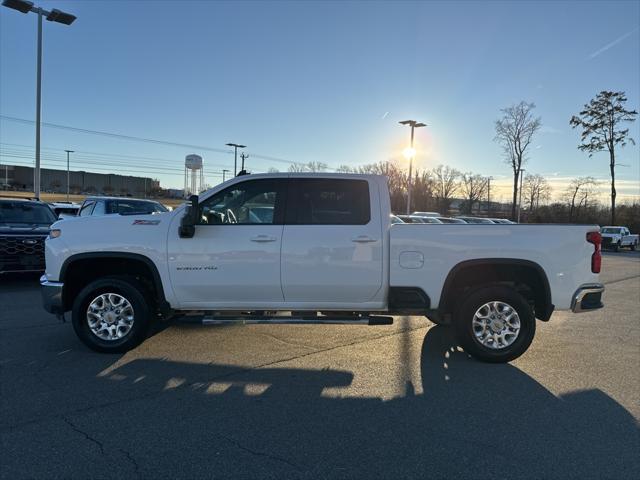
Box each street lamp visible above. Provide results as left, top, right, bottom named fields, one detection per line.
left=64, top=149, right=73, bottom=200
left=225, top=143, right=246, bottom=176
left=517, top=168, right=526, bottom=223
left=2, top=0, right=77, bottom=199
left=399, top=120, right=426, bottom=214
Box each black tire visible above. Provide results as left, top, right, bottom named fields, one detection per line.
left=72, top=275, right=152, bottom=353
left=453, top=285, right=535, bottom=363
left=613, top=242, right=620, bottom=252
left=631, top=242, right=637, bottom=251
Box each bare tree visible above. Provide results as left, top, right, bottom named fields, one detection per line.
left=570, top=91, right=637, bottom=224
left=494, top=101, right=542, bottom=221
left=432, top=165, right=460, bottom=214
left=288, top=161, right=329, bottom=172
left=523, top=173, right=551, bottom=213
left=564, top=177, right=598, bottom=221
left=267, top=167, right=280, bottom=173
left=336, top=165, right=354, bottom=173
left=460, top=173, right=488, bottom=214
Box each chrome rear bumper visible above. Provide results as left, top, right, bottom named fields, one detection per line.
left=571, top=283, right=604, bottom=313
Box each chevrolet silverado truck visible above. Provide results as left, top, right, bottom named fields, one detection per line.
left=600, top=226, right=638, bottom=251
left=40, top=174, right=604, bottom=362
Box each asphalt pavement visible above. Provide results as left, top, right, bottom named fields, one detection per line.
left=1, top=252, right=639, bottom=479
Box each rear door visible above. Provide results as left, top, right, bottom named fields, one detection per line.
left=280, top=177, right=383, bottom=304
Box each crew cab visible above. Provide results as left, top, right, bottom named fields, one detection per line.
left=40, top=174, right=604, bottom=362
left=600, top=226, right=638, bottom=251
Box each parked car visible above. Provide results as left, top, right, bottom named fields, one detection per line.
left=390, top=214, right=404, bottom=224
left=78, top=197, right=168, bottom=217
left=456, top=216, right=495, bottom=224
left=412, top=211, right=441, bottom=217
left=600, top=226, right=638, bottom=251
left=1, top=197, right=57, bottom=274
left=398, top=215, right=442, bottom=224
left=435, top=217, right=466, bottom=224
left=49, top=202, right=81, bottom=219
left=42, top=173, right=604, bottom=362
left=488, top=218, right=516, bottom=224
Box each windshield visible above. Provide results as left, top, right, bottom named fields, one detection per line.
left=0, top=201, right=57, bottom=225
left=601, top=228, right=621, bottom=234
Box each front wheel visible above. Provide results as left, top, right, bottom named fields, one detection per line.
left=613, top=242, right=620, bottom=252
left=72, top=276, right=152, bottom=353
left=453, top=286, right=535, bottom=363
left=631, top=242, right=637, bottom=251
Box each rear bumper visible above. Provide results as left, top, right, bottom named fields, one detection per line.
left=40, top=275, right=64, bottom=314
left=571, top=283, right=604, bottom=313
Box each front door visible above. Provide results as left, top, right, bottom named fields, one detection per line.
left=168, top=178, right=287, bottom=308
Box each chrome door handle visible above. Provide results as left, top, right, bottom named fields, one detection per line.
left=351, top=235, right=377, bottom=243
left=250, top=235, right=277, bottom=242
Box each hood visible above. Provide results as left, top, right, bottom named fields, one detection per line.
left=0, top=224, right=50, bottom=235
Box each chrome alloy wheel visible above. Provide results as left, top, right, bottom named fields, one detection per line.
left=471, top=301, right=521, bottom=350
left=86, top=293, right=135, bottom=341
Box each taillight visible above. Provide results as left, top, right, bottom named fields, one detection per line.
left=587, top=231, right=601, bottom=273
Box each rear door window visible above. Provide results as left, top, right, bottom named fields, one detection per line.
left=286, top=179, right=370, bottom=225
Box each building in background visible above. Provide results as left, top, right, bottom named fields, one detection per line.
left=0, top=164, right=159, bottom=196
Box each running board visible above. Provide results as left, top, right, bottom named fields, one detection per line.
left=177, top=315, right=393, bottom=326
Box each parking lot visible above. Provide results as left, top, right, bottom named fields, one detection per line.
left=1, top=252, right=638, bottom=479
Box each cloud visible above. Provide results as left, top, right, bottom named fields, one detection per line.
left=589, top=27, right=639, bottom=59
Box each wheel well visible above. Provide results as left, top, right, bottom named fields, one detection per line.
left=61, top=255, right=165, bottom=312
left=439, top=260, right=553, bottom=321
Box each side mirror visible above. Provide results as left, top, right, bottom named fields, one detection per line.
left=179, top=195, right=199, bottom=238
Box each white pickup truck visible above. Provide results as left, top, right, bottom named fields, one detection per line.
left=600, top=226, right=638, bottom=251
left=41, top=173, right=604, bottom=362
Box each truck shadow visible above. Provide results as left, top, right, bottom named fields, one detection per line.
left=3, top=326, right=639, bottom=479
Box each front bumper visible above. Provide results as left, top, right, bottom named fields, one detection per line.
left=40, top=275, right=64, bottom=314
left=571, top=283, right=604, bottom=313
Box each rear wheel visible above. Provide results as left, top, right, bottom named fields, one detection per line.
left=72, top=276, right=152, bottom=353
left=453, top=286, right=535, bottom=363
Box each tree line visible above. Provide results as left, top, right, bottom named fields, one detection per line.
left=285, top=90, right=638, bottom=228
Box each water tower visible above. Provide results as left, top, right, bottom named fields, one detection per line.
left=184, top=154, right=204, bottom=198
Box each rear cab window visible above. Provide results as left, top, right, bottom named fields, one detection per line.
left=286, top=178, right=370, bottom=225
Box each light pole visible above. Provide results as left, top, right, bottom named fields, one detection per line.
left=64, top=149, right=73, bottom=200
left=2, top=0, right=77, bottom=199
left=517, top=168, right=526, bottom=223
left=399, top=120, right=426, bottom=214
left=226, top=143, right=246, bottom=176
left=486, top=176, right=492, bottom=214
left=222, top=169, right=230, bottom=182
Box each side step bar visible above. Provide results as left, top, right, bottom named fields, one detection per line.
left=177, top=315, right=394, bottom=326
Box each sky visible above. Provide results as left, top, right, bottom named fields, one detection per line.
left=1, top=0, right=639, bottom=201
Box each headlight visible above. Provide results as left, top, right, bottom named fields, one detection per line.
left=49, top=229, right=62, bottom=239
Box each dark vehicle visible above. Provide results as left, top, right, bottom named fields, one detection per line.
left=397, top=215, right=443, bottom=224
left=0, top=198, right=57, bottom=274
left=78, top=196, right=168, bottom=217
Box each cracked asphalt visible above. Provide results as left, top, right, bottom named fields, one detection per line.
left=1, top=252, right=639, bottom=479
